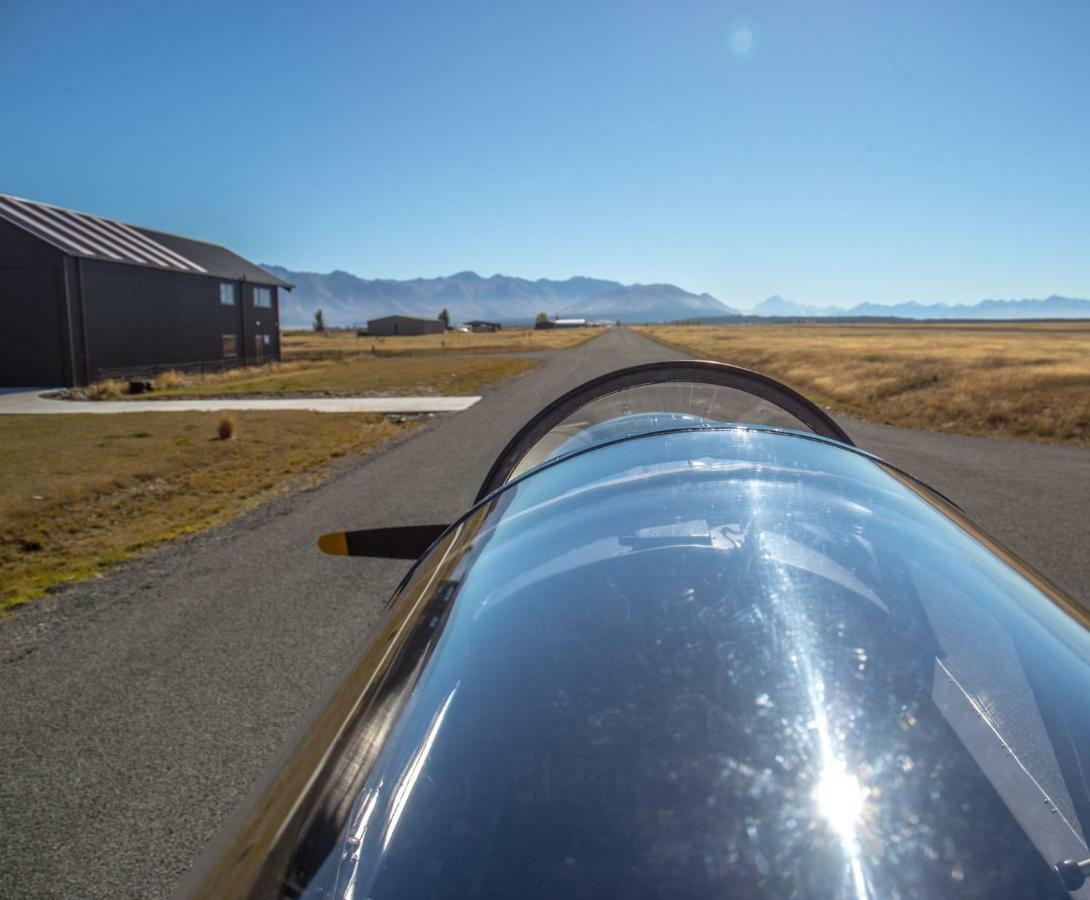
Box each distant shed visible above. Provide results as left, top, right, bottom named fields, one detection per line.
left=367, top=315, right=445, bottom=336
left=0, top=193, right=293, bottom=387
left=534, top=318, right=588, bottom=330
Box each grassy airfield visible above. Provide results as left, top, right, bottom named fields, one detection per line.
left=2, top=327, right=575, bottom=611
left=638, top=322, right=1090, bottom=444
left=124, top=355, right=535, bottom=399
left=11, top=319, right=1086, bottom=612
left=0, top=411, right=412, bottom=612
left=83, top=326, right=576, bottom=400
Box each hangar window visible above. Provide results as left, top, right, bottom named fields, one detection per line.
left=222, top=334, right=238, bottom=357
left=253, top=287, right=272, bottom=308
left=219, top=283, right=236, bottom=306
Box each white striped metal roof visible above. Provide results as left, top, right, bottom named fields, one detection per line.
left=0, top=193, right=208, bottom=274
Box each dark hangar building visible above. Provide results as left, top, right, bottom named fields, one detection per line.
left=0, top=193, right=294, bottom=387
left=366, top=315, right=446, bottom=337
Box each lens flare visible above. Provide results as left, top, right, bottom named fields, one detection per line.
left=731, top=26, right=754, bottom=55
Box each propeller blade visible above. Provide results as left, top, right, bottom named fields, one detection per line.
left=317, top=524, right=450, bottom=559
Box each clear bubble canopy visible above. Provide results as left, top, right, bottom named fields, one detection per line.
left=318, top=425, right=1090, bottom=899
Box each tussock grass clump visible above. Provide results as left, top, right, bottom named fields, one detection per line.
left=86, top=379, right=125, bottom=400
left=639, top=322, right=1090, bottom=444
left=217, top=416, right=236, bottom=440
left=154, top=369, right=186, bottom=389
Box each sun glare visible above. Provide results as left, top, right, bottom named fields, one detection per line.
left=813, top=763, right=867, bottom=844
left=813, top=759, right=871, bottom=897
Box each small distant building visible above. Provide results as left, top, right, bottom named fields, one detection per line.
left=367, top=315, right=446, bottom=337
left=465, top=320, right=502, bottom=333
left=0, top=192, right=293, bottom=387
left=534, top=317, right=587, bottom=330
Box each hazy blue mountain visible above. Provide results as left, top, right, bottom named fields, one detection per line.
left=570, top=283, right=734, bottom=323
left=751, top=295, right=842, bottom=317
left=262, top=266, right=738, bottom=326
left=746, top=294, right=1090, bottom=320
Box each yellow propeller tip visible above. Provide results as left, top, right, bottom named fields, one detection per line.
left=317, top=532, right=349, bottom=556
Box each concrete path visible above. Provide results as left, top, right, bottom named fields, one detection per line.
left=0, top=388, right=480, bottom=414
left=0, top=327, right=1087, bottom=898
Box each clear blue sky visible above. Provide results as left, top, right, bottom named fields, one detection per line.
left=2, top=0, right=1088, bottom=309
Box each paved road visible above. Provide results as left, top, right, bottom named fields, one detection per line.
left=0, top=388, right=480, bottom=414
left=1, top=327, right=1087, bottom=898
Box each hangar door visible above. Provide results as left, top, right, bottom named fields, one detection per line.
left=0, top=267, right=68, bottom=387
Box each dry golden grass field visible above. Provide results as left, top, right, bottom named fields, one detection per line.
left=638, top=322, right=1090, bottom=444
left=0, top=412, right=414, bottom=611
left=282, top=325, right=595, bottom=359
left=127, top=354, right=536, bottom=399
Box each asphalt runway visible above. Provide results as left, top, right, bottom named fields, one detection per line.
left=1, top=326, right=1087, bottom=898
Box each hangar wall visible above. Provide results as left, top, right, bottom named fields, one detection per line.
left=77, top=261, right=280, bottom=382
left=0, top=199, right=286, bottom=387
left=0, top=217, right=69, bottom=386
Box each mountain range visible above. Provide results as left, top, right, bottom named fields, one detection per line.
left=262, top=266, right=738, bottom=327
left=260, top=265, right=1090, bottom=326
left=749, top=294, right=1090, bottom=320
